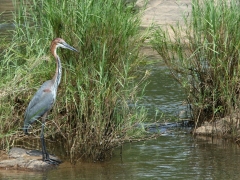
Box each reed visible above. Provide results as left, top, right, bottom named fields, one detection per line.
left=151, top=0, right=240, bottom=127
left=0, top=0, right=148, bottom=163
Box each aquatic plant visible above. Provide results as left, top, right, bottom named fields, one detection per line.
left=151, top=0, right=240, bottom=129
left=0, top=0, right=148, bottom=163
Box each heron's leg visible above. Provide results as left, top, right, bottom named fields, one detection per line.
left=40, top=113, right=61, bottom=165
left=40, top=113, right=49, bottom=161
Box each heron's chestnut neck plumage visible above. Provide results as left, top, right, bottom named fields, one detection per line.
left=50, top=40, right=62, bottom=87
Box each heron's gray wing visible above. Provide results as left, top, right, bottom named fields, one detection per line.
left=24, top=81, right=55, bottom=127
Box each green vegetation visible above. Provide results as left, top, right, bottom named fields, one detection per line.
left=151, top=0, right=240, bottom=133
left=0, top=0, right=148, bottom=163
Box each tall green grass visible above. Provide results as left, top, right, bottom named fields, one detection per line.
left=151, top=0, right=240, bottom=127
left=0, top=0, right=148, bottom=163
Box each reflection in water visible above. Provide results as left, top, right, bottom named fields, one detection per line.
left=189, top=136, right=240, bottom=180
left=1, top=132, right=240, bottom=180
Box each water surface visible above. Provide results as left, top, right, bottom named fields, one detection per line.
left=1, top=131, right=240, bottom=180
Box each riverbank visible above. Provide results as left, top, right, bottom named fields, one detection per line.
left=141, top=0, right=240, bottom=140
left=0, top=147, right=59, bottom=171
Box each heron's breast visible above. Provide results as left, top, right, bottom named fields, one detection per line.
left=43, top=89, right=51, bottom=93
left=50, top=86, right=58, bottom=99
left=43, top=88, right=56, bottom=99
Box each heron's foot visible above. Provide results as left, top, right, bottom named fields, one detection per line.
left=42, top=152, right=62, bottom=165
left=43, top=157, right=62, bottom=165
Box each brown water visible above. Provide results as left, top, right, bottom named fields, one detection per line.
left=1, top=1, right=240, bottom=179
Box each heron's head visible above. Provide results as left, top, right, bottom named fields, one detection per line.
left=50, top=38, right=78, bottom=56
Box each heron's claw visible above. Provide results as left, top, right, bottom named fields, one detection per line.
left=43, top=157, right=62, bottom=165
left=42, top=152, right=62, bottom=165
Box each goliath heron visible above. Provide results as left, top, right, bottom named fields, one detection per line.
left=23, top=38, right=78, bottom=164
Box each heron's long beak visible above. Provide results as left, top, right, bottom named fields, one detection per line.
left=63, top=42, right=79, bottom=52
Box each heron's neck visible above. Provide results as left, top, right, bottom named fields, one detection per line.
left=53, top=55, right=62, bottom=88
